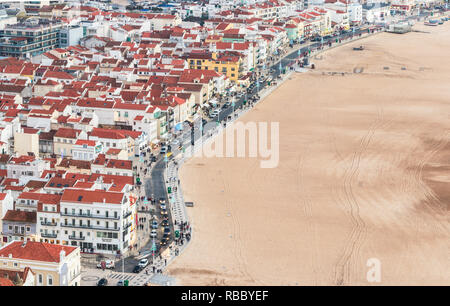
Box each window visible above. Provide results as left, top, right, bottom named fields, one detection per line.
left=48, top=275, right=53, bottom=286
left=38, top=274, right=43, bottom=285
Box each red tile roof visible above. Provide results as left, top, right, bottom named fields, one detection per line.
left=2, top=210, right=36, bottom=223
left=0, top=241, right=77, bottom=263
left=61, top=188, right=124, bottom=205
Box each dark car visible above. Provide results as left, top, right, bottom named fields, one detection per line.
left=161, top=220, right=169, bottom=227
left=133, top=265, right=143, bottom=273
left=163, top=227, right=171, bottom=235
left=97, top=278, right=108, bottom=286
left=160, top=238, right=168, bottom=246
left=159, top=198, right=165, bottom=203
left=160, top=209, right=168, bottom=216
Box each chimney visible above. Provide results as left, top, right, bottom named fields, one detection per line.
left=103, top=198, right=106, bottom=204
left=59, top=250, right=66, bottom=262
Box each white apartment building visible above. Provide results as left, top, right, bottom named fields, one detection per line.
left=6, top=156, right=50, bottom=184
left=59, top=188, right=136, bottom=255
left=72, top=139, right=101, bottom=161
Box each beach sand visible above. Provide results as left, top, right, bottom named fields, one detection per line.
left=168, top=22, right=450, bottom=286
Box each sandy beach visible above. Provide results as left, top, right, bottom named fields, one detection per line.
left=168, top=22, right=450, bottom=286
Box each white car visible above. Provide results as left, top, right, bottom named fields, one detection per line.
left=209, top=110, right=220, bottom=118
left=160, top=203, right=167, bottom=210
left=138, top=258, right=149, bottom=268
left=97, top=259, right=115, bottom=269
left=150, top=229, right=157, bottom=238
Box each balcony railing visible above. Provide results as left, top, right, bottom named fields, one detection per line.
left=61, top=223, right=120, bottom=232
left=123, top=211, right=132, bottom=219
left=41, top=221, right=58, bottom=226
left=41, top=232, right=58, bottom=238
left=61, top=212, right=120, bottom=220
left=68, top=235, right=85, bottom=241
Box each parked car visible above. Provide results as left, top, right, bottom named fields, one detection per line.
left=160, top=146, right=167, bottom=154
left=97, top=278, right=108, bottom=286
left=133, top=265, right=143, bottom=273
left=151, top=220, right=158, bottom=229
left=138, top=258, right=149, bottom=268
left=160, top=203, right=166, bottom=210
left=97, top=259, right=115, bottom=269
left=117, top=280, right=124, bottom=286
left=209, top=110, right=220, bottom=118
left=150, top=229, right=157, bottom=238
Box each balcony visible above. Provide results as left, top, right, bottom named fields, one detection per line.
left=61, top=223, right=120, bottom=232
left=124, top=222, right=132, bottom=230
left=41, top=232, right=58, bottom=238
left=68, top=235, right=85, bottom=241
left=61, top=212, right=120, bottom=220
left=123, top=211, right=132, bottom=219
left=41, top=221, right=58, bottom=226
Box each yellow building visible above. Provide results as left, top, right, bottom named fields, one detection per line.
left=0, top=241, right=81, bottom=286
left=186, top=52, right=242, bottom=82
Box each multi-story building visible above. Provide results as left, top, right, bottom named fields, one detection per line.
left=58, top=26, right=84, bottom=48
left=0, top=9, right=17, bottom=31
left=1, top=210, right=37, bottom=244
left=0, top=241, right=81, bottom=286
left=59, top=188, right=137, bottom=255
left=185, top=52, right=244, bottom=82
left=6, top=155, right=50, bottom=184
left=0, top=18, right=63, bottom=59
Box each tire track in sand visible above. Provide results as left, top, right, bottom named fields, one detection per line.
left=220, top=168, right=258, bottom=285
left=295, top=150, right=320, bottom=285
left=333, top=104, right=389, bottom=285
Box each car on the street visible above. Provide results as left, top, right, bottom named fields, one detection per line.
left=97, top=259, right=115, bottom=269
left=150, top=229, right=157, bottom=238
left=159, top=198, right=165, bottom=203
left=209, top=109, right=220, bottom=118
left=160, top=202, right=166, bottom=210
left=151, top=220, right=158, bottom=229
left=97, top=278, right=108, bottom=286
left=161, top=219, right=169, bottom=227
left=117, top=280, right=124, bottom=286
left=163, top=227, right=171, bottom=235
left=138, top=259, right=149, bottom=268
left=133, top=265, right=143, bottom=273
left=160, top=208, right=168, bottom=216
left=160, top=146, right=167, bottom=154
left=160, top=238, right=168, bottom=246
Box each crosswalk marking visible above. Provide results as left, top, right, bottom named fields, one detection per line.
left=108, top=273, right=136, bottom=281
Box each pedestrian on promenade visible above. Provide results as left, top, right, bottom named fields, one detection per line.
left=165, top=259, right=167, bottom=266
